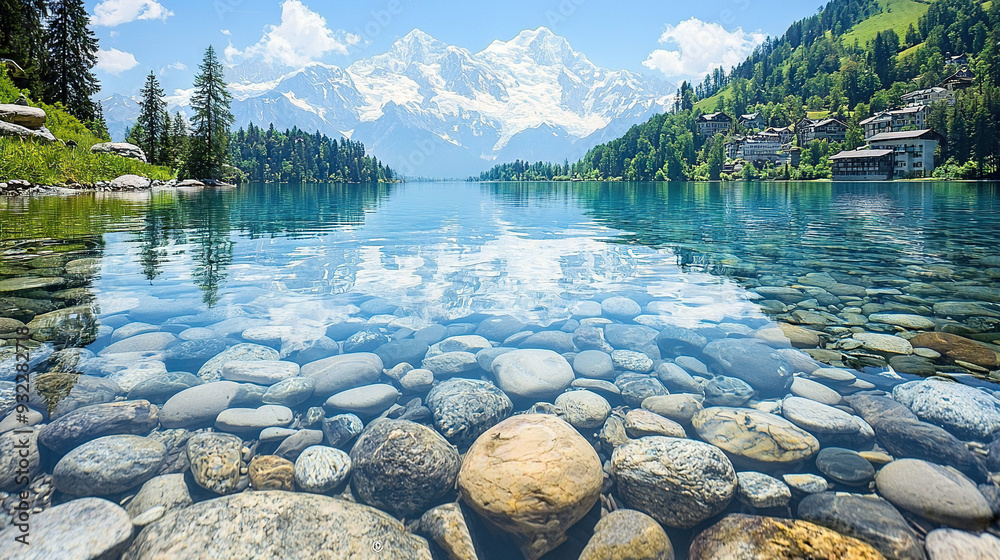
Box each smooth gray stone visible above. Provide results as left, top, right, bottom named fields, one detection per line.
left=615, top=373, right=668, bottom=408
left=300, top=353, right=383, bottom=397
left=601, top=296, right=641, bottom=320
left=198, top=343, right=280, bottom=382
left=704, top=376, right=754, bottom=406
left=655, top=326, right=708, bottom=357
left=572, top=326, right=613, bottom=352
left=421, top=351, right=479, bottom=377
left=324, top=384, right=400, bottom=416
left=475, top=315, right=526, bottom=342
left=655, top=362, right=704, bottom=394
left=221, top=360, right=300, bottom=385
left=0, top=498, right=133, bottom=560
left=215, top=405, right=293, bottom=433
left=702, top=338, right=793, bottom=397
left=873, top=416, right=988, bottom=482
left=815, top=447, right=875, bottom=486
left=39, top=400, right=159, bottom=454
left=98, top=332, right=177, bottom=356
left=53, top=435, right=165, bottom=496
left=120, top=491, right=431, bottom=559
left=573, top=350, right=615, bottom=379
left=475, top=347, right=515, bottom=371
left=261, top=376, right=315, bottom=407
left=159, top=381, right=242, bottom=429
left=492, top=349, right=575, bottom=401
left=876, top=459, right=993, bottom=530
left=126, top=473, right=193, bottom=517
left=798, top=493, right=927, bottom=560
left=518, top=330, right=575, bottom=353
left=275, top=429, right=324, bottom=460
left=128, top=371, right=203, bottom=403
left=374, top=339, right=429, bottom=369
left=604, top=323, right=659, bottom=352
left=735, top=471, right=791, bottom=508
left=343, top=329, right=389, bottom=353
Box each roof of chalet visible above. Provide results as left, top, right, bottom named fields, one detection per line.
left=809, top=118, right=847, bottom=129
left=868, top=129, right=943, bottom=142
left=830, top=149, right=894, bottom=160
left=901, top=87, right=947, bottom=98
left=697, top=112, right=733, bottom=122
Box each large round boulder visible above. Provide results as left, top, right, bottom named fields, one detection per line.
left=612, top=436, right=736, bottom=529
left=350, top=419, right=460, bottom=518
left=580, top=509, right=674, bottom=560
left=458, top=414, right=602, bottom=560
left=701, top=339, right=794, bottom=396
left=122, top=491, right=432, bottom=559
left=53, top=435, right=165, bottom=496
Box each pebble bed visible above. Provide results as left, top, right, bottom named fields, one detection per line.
left=1, top=184, right=1000, bottom=559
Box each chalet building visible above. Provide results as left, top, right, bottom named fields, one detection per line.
left=946, top=53, right=969, bottom=66
left=868, top=129, right=943, bottom=178
left=797, top=118, right=848, bottom=146
left=860, top=106, right=929, bottom=139
left=942, top=67, right=975, bottom=92
left=765, top=126, right=794, bottom=145
left=901, top=87, right=951, bottom=107
left=697, top=112, right=733, bottom=138
left=831, top=149, right=895, bottom=181
left=738, top=112, right=765, bottom=130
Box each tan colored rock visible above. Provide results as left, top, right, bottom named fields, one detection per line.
left=580, top=509, right=674, bottom=560
left=417, top=503, right=479, bottom=560
left=689, top=514, right=885, bottom=560
left=624, top=409, right=686, bottom=438
left=692, top=407, right=819, bottom=467
left=909, top=332, right=1000, bottom=369
left=641, top=394, right=703, bottom=424
left=0, top=104, right=45, bottom=128
left=458, top=414, right=602, bottom=560
left=248, top=455, right=294, bottom=490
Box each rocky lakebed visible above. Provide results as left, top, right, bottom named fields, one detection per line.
left=1, top=182, right=1000, bottom=559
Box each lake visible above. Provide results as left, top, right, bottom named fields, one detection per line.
left=2, top=181, right=1000, bottom=558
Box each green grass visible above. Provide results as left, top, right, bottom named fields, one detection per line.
left=694, top=86, right=730, bottom=113
left=840, top=0, right=933, bottom=47
left=807, top=111, right=832, bottom=119
left=0, top=69, right=173, bottom=184
left=898, top=42, right=922, bottom=58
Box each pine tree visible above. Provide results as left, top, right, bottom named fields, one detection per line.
left=42, top=0, right=99, bottom=121
left=167, top=112, right=188, bottom=170
left=0, top=0, right=48, bottom=97
left=89, top=100, right=110, bottom=140
left=186, top=46, right=233, bottom=180
left=136, top=71, right=166, bottom=164
left=707, top=134, right=724, bottom=180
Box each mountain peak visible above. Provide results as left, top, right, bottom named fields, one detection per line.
left=484, top=27, right=583, bottom=68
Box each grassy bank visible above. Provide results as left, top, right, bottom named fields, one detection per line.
left=0, top=69, right=173, bottom=185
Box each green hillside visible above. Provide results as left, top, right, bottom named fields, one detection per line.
left=0, top=69, right=173, bottom=185
left=840, top=0, right=933, bottom=46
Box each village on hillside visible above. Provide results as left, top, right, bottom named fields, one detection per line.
left=697, top=61, right=974, bottom=181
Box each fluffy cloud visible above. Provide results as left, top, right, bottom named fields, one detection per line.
left=643, top=18, right=765, bottom=80
left=96, top=48, right=139, bottom=75
left=92, top=0, right=173, bottom=27
left=234, top=0, right=360, bottom=67
left=221, top=29, right=231, bottom=36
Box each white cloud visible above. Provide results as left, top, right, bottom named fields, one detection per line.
left=92, top=0, right=173, bottom=27
left=221, top=29, right=231, bottom=36
left=643, top=18, right=766, bottom=80
left=96, top=48, right=139, bottom=75
left=159, top=62, right=187, bottom=74
left=233, top=0, right=361, bottom=67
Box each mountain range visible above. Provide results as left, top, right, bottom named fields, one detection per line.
left=101, top=27, right=675, bottom=177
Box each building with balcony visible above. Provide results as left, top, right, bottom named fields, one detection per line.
left=831, top=149, right=895, bottom=181
left=868, top=129, right=942, bottom=178
left=738, top=112, right=765, bottom=130
left=860, top=106, right=929, bottom=139
left=797, top=118, right=847, bottom=146
left=901, top=87, right=951, bottom=107
left=697, top=112, right=733, bottom=138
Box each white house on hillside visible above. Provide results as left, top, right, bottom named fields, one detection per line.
left=868, top=129, right=943, bottom=178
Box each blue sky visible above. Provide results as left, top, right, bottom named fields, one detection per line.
left=91, top=0, right=824, bottom=97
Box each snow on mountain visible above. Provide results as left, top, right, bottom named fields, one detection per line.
left=104, top=27, right=674, bottom=176
left=99, top=93, right=140, bottom=142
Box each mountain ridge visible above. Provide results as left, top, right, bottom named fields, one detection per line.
left=103, top=26, right=675, bottom=177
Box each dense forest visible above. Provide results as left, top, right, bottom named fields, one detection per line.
left=229, top=124, right=396, bottom=184
left=474, top=0, right=1000, bottom=182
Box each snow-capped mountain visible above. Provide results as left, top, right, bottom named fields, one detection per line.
left=105, top=27, right=675, bottom=177
left=99, top=93, right=140, bottom=143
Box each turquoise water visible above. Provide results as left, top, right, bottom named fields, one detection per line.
left=2, top=181, right=1000, bottom=558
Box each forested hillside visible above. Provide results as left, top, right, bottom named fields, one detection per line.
left=229, top=124, right=396, bottom=184
left=474, top=0, right=1000, bottom=181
